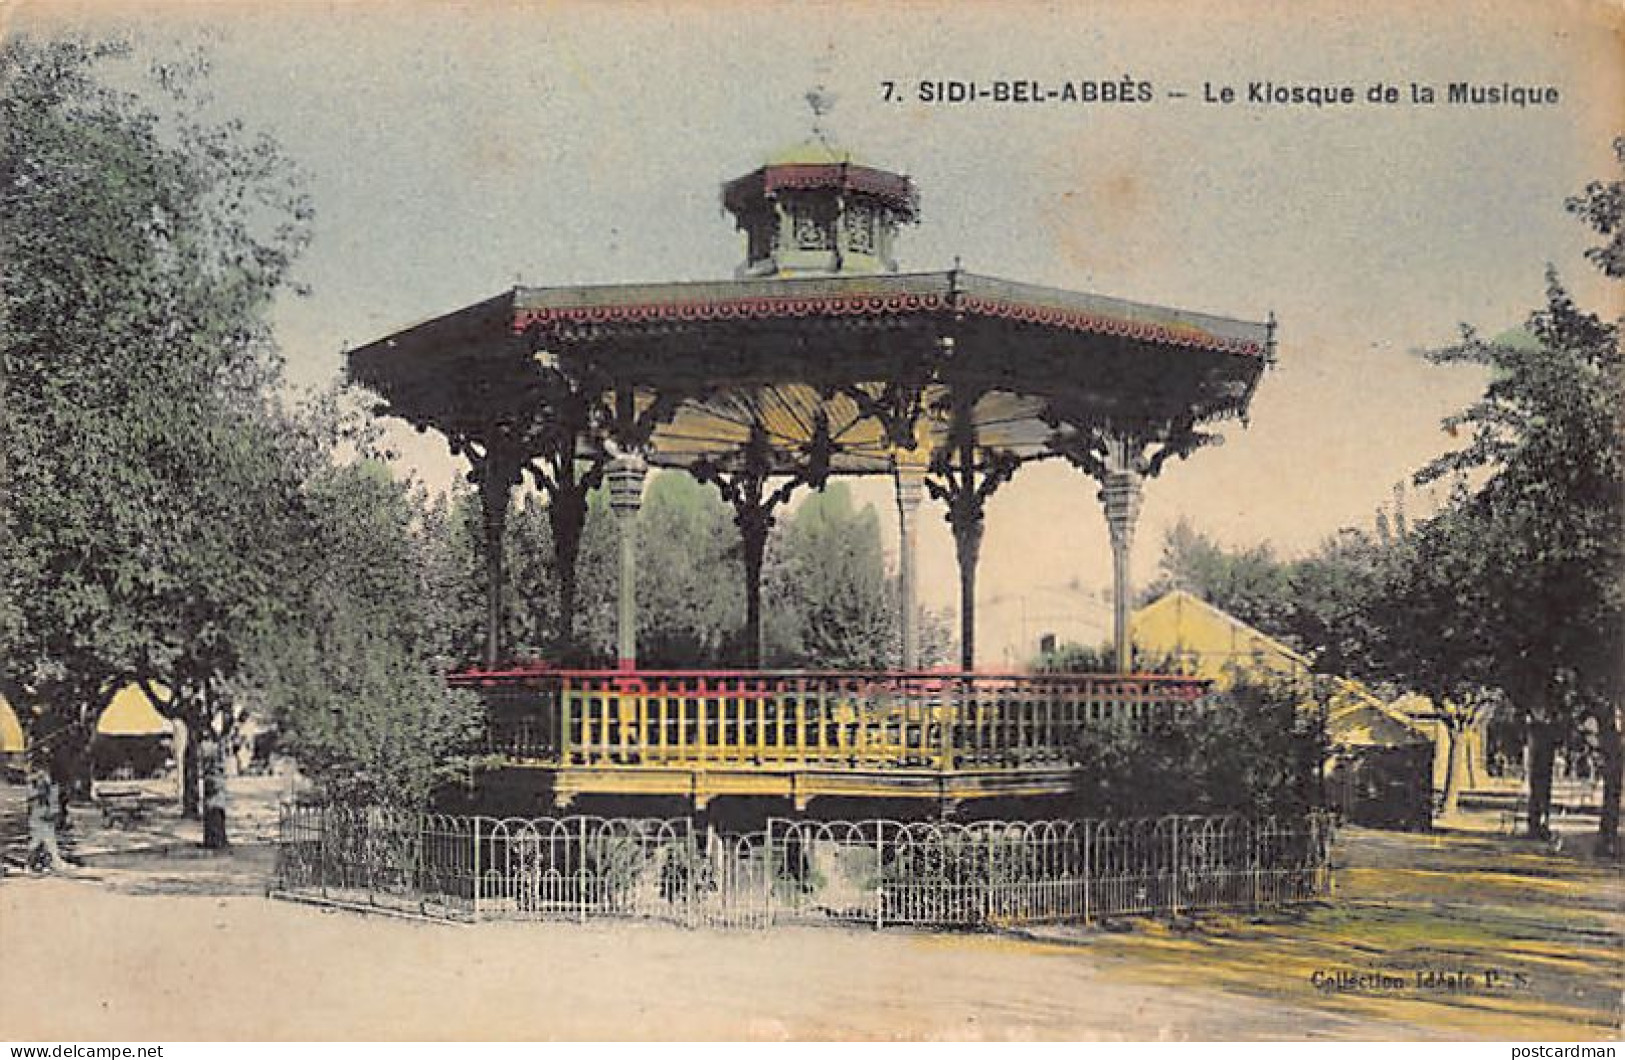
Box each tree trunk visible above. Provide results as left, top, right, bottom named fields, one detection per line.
left=170, top=717, right=188, bottom=809
left=61, top=732, right=92, bottom=806
left=20, top=699, right=88, bottom=872
left=25, top=765, right=66, bottom=872
left=181, top=720, right=200, bottom=819
left=200, top=734, right=229, bottom=850
left=1439, top=718, right=1467, bottom=819
left=1526, top=722, right=1557, bottom=841
left=1595, top=700, right=1621, bottom=857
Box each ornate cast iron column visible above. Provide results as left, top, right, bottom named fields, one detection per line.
left=472, top=437, right=524, bottom=670
left=527, top=439, right=601, bottom=663
left=1099, top=439, right=1145, bottom=675
left=692, top=417, right=832, bottom=669
left=926, top=388, right=1020, bottom=673
left=1053, top=418, right=1220, bottom=675
left=515, top=372, right=609, bottom=664
left=946, top=485, right=983, bottom=673
left=893, top=459, right=926, bottom=670
left=606, top=452, right=647, bottom=671
left=596, top=381, right=687, bottom=671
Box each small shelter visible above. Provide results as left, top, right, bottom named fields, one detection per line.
left=92, top=685, right=173, bottom=782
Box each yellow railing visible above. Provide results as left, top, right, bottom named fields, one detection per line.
left=464, top=669, right=1209, bottom=773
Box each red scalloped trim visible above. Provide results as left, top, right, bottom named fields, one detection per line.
left=514, top=292, right=945, bottom=330
left=723, top=163, right=919, bottom=216
left=955, top=296, right=1261, bottom=355
left=512, top=293, right=1263, bottom=357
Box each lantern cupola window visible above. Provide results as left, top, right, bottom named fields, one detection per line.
left=722, top=138, right=918, bottom=278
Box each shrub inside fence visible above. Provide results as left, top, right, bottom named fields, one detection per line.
left=274, top=805, right=1334, bottom=927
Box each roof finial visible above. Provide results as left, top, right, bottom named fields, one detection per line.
left=805, top=84, right=837, bottom=150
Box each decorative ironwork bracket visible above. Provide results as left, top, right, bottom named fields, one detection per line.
left=688, top=415, right=837, bottom=666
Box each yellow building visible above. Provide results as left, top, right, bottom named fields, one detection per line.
left=1133, top=590, right=1435, bottom=829
left=96, top=684, right=172, bottom=737
left=0, top=695, right=23, bottom=767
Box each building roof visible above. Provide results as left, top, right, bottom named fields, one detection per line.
left=508, top=271, right=1268, bottom=355
left=0, top=682, right=174, bottom=751
left=1132, top=590, right=1430, bottom=748
left=0, top=695, right=22, bottom=754
left=347, top=273, right=1270, bottom=477
left=722, top=137, right=918, bottom=219
left=98, top=684, right=172, bottom=737
left=1133, top=589, right=1314, bottom=678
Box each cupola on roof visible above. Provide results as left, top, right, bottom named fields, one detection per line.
left=722, top=118, right=917, bottom=280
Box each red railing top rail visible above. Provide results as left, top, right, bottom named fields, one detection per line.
left=448, top=664, right=1210, bottom=690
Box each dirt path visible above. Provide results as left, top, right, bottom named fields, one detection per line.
left=1040, top=824, right=1624, bottom=1041
left=1, top=779, right=1617, bottom=1041
left=1, top=874, right=1439, bottom=1041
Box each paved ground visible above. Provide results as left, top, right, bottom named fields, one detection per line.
left=0, top=779, right=1619, bottom=1041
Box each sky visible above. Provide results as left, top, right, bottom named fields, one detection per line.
left=11, top=0, right=1623, bottom=664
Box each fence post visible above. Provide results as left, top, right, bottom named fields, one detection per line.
left=471, top=816, right=482, bottom=921
left=875, top=821, right=885, bottom=931
left=678, top=822, right=692, bottom=930
left=763, top=828, right=774, bottom=929
left=1250, top=819, right=1261, bottom=911
left=416, top=813, right=428, bottom=917
left=1170, top=817, right=1181, bottom=918
left=1082, top=821, right=1091, bottom=924
left=318, top=806, right=329, bottom=900
left=981, top=822, right=994, bottom=923
left=579, top=816, right=589, bottom=925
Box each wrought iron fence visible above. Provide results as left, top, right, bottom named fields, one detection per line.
left=274, top=805, right=1334, bottom=928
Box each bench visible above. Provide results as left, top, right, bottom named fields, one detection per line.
left=97, top=789, right=156, bottom=829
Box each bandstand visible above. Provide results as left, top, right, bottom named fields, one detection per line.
left=347, top=135, right=1274, bottom=818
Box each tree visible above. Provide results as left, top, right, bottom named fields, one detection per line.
left=1069, top=677, right=1327, bottom=819
left=1567, top=136, right=1625, bottom=280
left=1, top=36, right=310, bottom=862
left=255, top=461, right=484, bottom=808
left=1283, top=529, right=1395, bottom=680
left=1147, top=516, right=1397, bottom=677
left=1562, top=135, right=1625, bottom=853
left=1361, top=496, right=1503, bottom=818
left=1146, top=518, right=1294, bottom=635
left=764, top=484, right=895, bottom=669
left=129, top=402, right=316, bottom=845
left=634, top=473, right=743, bottom=668
left=1412, top=268, right=1622, bottom=842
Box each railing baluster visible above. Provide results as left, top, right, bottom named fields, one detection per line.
left=618, top=680, right=633, bottom=764
left=676, top=689, right=689, bottom=763
left=795, top=679, right=808, bottom=764
left=466, top=668, right=1216, bottom=798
